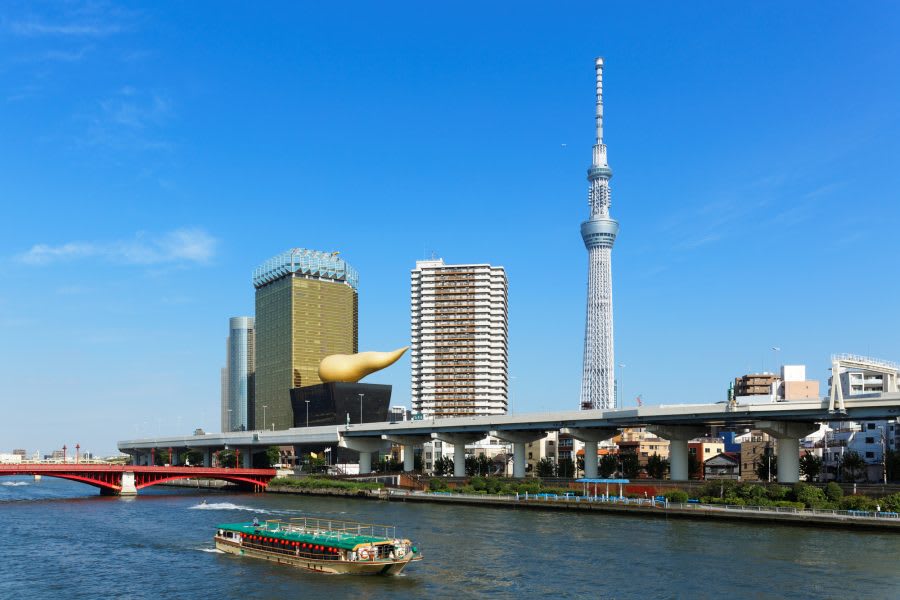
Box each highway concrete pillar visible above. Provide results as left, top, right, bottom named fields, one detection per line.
left=358, top=452, right=373, bottom=474
left=432, top=433, right=487, bottom=478
left=203, top=450, right=212, bottom=468
left=583, top=441, right=598, bottom=479
left=493, top=431, right=547, bottom=479
left=403, top=447, right=414, bottom=472
left=647, top=425, right=707, bottom=481
left=242, top=448, right=252, bottom=469
left=755, top=421, right=818, bottom=484
left=566, top=428, right=619, bottom=479
left=383, top=435, right=432, bottom=473
left=340, top=436, right=389, bottom=474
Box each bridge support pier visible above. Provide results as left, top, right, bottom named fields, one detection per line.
left=432, top=434, right=486, bottom=477
left=383, top=435, right=431, bottom=472
left=203, top=450, right=212, bottom=468
left=648, top=425, right=707, bottom=481
left=754, top=421, right=818, bottom=483
left=242, top=448, right=252, bottom=469
left=493, top=431, right=547, bottom=478
left=340, top=437, right=389, bottom=474
left=120, top=471, right=137, bottom=496
left=566, top=428, right=619, bottom=479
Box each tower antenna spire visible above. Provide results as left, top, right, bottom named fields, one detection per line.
left=595, top=57, right=604, bottom=145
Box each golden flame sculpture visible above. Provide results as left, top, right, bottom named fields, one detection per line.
left=317, top=347, right=409, bottom=383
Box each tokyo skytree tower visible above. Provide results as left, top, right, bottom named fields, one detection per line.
left=579, top=57, right=619, bottom=411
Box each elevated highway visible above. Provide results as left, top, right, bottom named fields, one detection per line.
left=119, top=392, right=900, bottom=484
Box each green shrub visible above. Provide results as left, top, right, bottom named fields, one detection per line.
left=269, top=476, right=382, bottom=491
left=840, top=495, right=876, bottom=511
left=428, top=478, right=448, bottom=492
left=766, top=485, right=788, bottom=501
left=878, top=492, right=900, bottom=512
left=824, top=482, right=844, bottom=502
left=771, top=501, right=805, bottom=509
left=664, top=490, right=689, bottom=503
left=790, top=483, right=830, bottom=509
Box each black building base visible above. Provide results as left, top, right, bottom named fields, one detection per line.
left=290, top=382, right=392, bottom=428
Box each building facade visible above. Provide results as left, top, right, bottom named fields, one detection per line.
left=410, top=258, right=508, bottom=417
left=580, top=57, right=619, bottom=410
left=221, top=316, right=255, bottom=432
left=253, top=249, right=359, bottom=430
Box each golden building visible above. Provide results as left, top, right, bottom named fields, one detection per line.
left=253, top=249, right=358, bottom=430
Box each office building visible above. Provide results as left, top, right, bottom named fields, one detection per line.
left=253, top=249, right=359, bottom=430
left=410, top=258, right=508, bottom=417
left=221, top=316, right=255, bottom=432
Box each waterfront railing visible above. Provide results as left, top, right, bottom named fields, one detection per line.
left=404, top=490, right=900, bottom=521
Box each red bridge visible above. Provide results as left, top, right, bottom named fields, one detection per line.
left=0, top=464, right=277, bottom=496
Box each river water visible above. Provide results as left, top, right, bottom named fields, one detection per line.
left=1, top=477, right=898, bottom=599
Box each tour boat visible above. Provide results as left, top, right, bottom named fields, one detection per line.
left=214, top=516, right=422, bottom=575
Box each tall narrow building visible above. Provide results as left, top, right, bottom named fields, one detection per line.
left=580, top=57, right=619, bottom=410
left=411, top=258, right=508, bottom=417
left=253, top=249, right=358, bottom=430
left=222, top=317, right=255, bottom=431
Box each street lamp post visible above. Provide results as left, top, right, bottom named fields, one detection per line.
left=358, top=393, right=364, bottom=425
left=305, top=400, right=310, bottom=428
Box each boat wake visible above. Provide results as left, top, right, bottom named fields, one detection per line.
left=196, top=548, right=225, bottom=554
left=1, top=482, right=30, bottom=487
left=189, top=502, right=272, bottom=513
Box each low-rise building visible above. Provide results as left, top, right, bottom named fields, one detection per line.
left=738, top=431, right=774, bottom=482
left=688, top=438, right=725, bottom=479
left=704, top=452, right=740, bottom=480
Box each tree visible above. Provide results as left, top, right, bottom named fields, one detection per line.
left=688, top=453, right=701, bottom=480
left=646, top=454, right=669, bottom=479
left=375, top=456, right=401, bottom=473
left=475, top=454, right=493, bottom=476
left=536, top=457, right=557, bottom=478
left=824, top=481, right=844, bottom=502
left=266, top=446, right=281, bottom=468
left=180, top=450, right=204, bottom=466
left=885, top=449, right=900, bottom=483
left=433, top=455, right=454, bottom=476
left=621, top=453, right=640, bottom=478
left=799, top=451, right=822, bottom=481
left=218, top=450, right=237, bottom=468
left=754, top=452, right=776, bottom=482
left=599, top=455, right=618, bottom=478
left=557, top=458, right=576, bottom=479
left=842, top=451, right=866, bottom=482
left=576, top=456, right=585, bottom=477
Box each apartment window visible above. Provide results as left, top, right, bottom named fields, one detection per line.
left=866, top=452, right=875, bottom=459
left=705, top=448, right=711, bottom=453
left=868, top=423, right=876, bottom=430
left=865, top=437, right=875, bottom=444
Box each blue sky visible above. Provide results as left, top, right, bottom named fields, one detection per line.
left=1, top=2, right=899, bottom=455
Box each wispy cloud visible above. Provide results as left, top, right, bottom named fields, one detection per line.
left=77, top=86, right=175, bottom=151
left=17, top=229, right=218, bottom=267
left=7, top=20, right=124, bottom=37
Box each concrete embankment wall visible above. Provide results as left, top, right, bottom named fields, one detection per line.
left=264, top=485, right=900, bottom=532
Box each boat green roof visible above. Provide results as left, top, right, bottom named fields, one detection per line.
left=218, top=522, right=394, bottom=551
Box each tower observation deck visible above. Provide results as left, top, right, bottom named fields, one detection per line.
left=580, top=57, right=619, bottom=410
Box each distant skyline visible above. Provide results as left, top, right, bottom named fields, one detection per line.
left=2, top=2, right=899, bottom=454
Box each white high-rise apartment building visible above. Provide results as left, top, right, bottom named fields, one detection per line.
left=411, top=258, right=508, bottom=417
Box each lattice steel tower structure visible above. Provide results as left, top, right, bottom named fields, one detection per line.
left=580, top=57, right=619, bottom=410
